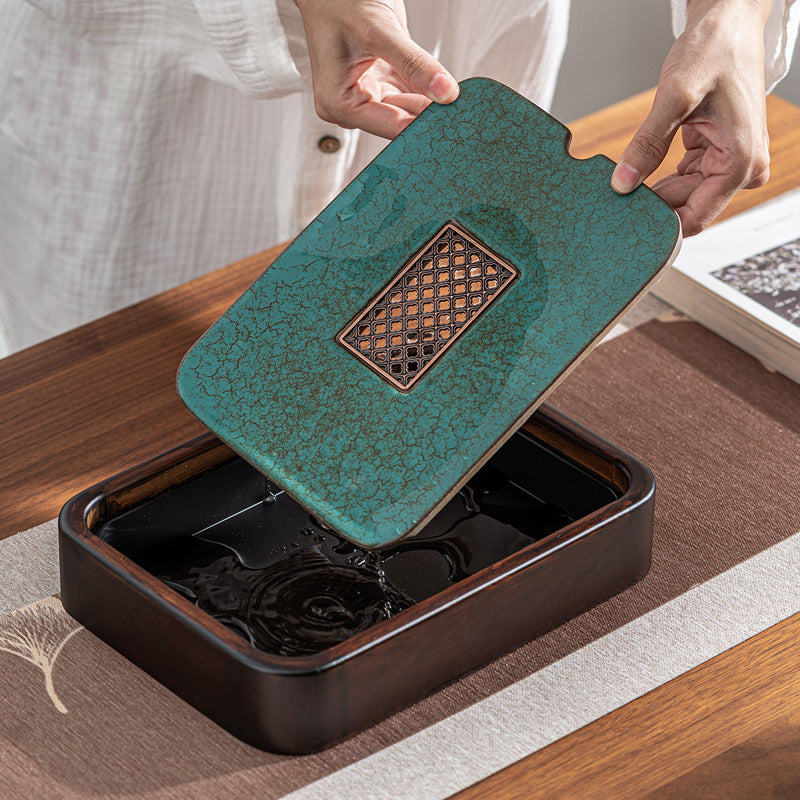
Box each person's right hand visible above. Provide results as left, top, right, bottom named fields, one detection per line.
left=611, top=0, right=771, bottom=236
left=293, top=0, right=459, bottom=139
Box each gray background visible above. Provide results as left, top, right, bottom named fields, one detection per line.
left=552, top=0, right=800, bottom=122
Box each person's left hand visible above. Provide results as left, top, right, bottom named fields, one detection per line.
left=293, top=0, right=459, bottom=139
left=611, top=0, right=771, bottom=236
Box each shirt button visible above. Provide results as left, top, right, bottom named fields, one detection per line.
left=317, top=135, right=341, bottom=154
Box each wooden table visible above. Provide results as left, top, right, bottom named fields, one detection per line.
left=2, top=91, right=800, bottom=798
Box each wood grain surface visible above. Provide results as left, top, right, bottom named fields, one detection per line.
left=451, top=610, right=800, bottom=800
left=2, top=89, right=800, bottom=798
left=0, top=245, right=284, bottom=534
left=643, top=712, right=800, bottom=800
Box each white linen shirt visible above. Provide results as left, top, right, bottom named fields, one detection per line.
left=0, top=0, right=795, bottom=351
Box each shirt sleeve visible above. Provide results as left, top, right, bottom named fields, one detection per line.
left=23, top=0, right=308, bottom=97
left=670, top=0, right=800, bottom=92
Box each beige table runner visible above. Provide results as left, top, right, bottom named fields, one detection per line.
left=1, top=317, right=799, bottom=799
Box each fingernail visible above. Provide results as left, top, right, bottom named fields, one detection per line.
left=429, top=72, right=458, bottom=103
left=611, top=162, right=642, bottom=193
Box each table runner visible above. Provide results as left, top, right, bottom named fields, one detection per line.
left=1, top=317, right=799, bottom=799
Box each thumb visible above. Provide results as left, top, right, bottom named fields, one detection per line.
left=611, top=91, right=685, bottom=194
left=379, top=25, right=459, bottom=104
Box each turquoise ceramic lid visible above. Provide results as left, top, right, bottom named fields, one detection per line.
left=177, top=77, right=680, bottom=548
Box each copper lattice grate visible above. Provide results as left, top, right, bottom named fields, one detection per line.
left=337, top=221, right=518, bottom=390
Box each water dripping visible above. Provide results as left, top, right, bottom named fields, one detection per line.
left=133, top=460, right=576, bottom=657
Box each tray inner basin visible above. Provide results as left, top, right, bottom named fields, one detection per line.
left=97, top=428, right=621, bottom=658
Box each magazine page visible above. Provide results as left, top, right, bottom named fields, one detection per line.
left=669, top=187, right=800, bottom=345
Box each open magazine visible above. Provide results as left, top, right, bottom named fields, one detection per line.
left=653, top=187, right=800, bottom=384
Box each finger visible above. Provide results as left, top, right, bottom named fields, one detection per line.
left=333, top=99, right=416, bottom=139
left=382, top=92, right=431, bottom=116
left=378, top=25, right=459, bottom=104
left=611, top=85, right=694, bottom=194
left=651, top=171, right=704, bottom=208
left=674, top=174, right=739, bottom=236
left=315, top=72, right=428, bottom=139
left=745, top=165, right=770, bottom=189
left=676, top=148, right=704, bottom=175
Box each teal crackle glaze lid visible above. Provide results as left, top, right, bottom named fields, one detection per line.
left=177, top=77, right=681, bottom=548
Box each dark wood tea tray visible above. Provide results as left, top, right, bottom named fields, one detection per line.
left=59, top=405, right=654, bottom=753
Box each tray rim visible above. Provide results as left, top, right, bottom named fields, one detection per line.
left=58, top=404, right=654, bottom=676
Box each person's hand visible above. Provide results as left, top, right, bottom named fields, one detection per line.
left=611, top=0, right=771, bottom=236
left=293, top=0, right=459, bottom=139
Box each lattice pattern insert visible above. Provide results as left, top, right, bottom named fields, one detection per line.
left=338, top=222, right=518, bottom=389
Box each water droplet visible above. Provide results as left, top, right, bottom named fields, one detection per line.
left=460, top=486, right=480, bottom=514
